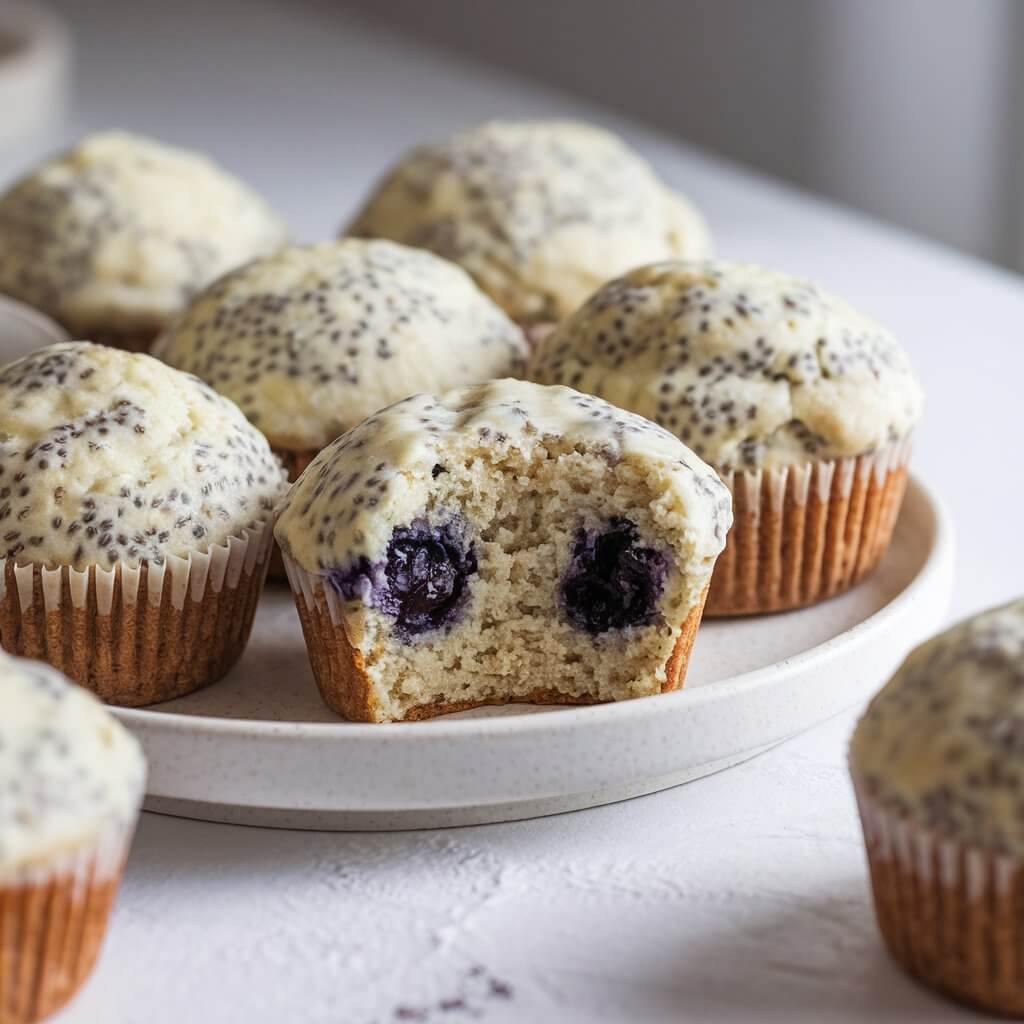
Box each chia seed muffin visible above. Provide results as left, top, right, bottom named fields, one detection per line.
left=345, top=120, right=710, bottom=340
left=275, top=378, right=731, bottom=723
left=0, top=342, right=285, bottom=705
left=531, top=260, right=924, bottom=615
left=850, top=600, right=1024, bottom=1016
left=0, top=131, right=286, bottom=352
left=154, top=239, right=528, bottom=576
left=0, top=650, right=145, bottom=1024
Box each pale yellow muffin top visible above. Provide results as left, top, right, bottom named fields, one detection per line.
left=851, top=600, right=1024, bottom=855
left=0, top=131, right=287, bottom=337
left=275, top=378, right=732, bottom=577
left=346, top=119, right=710, bottom=324
left=0, top=342, right=284, bottom=570
left=153, top=240, right=529, bottom=452
left=0, top=650, right=146, bottom=875
left=531, top=260, right=923, bottom=471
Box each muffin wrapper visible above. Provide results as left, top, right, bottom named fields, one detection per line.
left=0, top=824, right=135, bottom=1024
left=706, top=437, right=911, bottom=616
left=853, top=779, right=1024, bottom=1016
left=267, top=447, right=320, bottom=582
left=282, top=554, right=707, bottom=723
left=0, top=519, right=273, bottom=706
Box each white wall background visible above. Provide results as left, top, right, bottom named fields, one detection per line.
left=335, top=0, right=1020, bottom=268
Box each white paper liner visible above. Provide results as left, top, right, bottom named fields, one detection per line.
left=706, top=436, right=912, bottom=615
left=0, top=819, right=136, bottom=889
left=852, top=775, right=1024, bottom=1014
left=716, top=435, right=913, bottom=513
left=281, top=552, right=346, bottom=627
left=0, top=516, right=273, bottom=615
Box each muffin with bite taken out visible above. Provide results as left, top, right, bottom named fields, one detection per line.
left=274, top=378, right=731, bottom=723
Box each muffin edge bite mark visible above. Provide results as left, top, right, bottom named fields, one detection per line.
left=274, top=378, right=731, bottom=722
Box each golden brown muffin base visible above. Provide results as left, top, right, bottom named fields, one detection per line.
left=854, top=784, right=1024, bottom=1017
left=706, top=450, right=909, bottom=617
left=0, top=548, right=269, bottom=707
left=291, top=579, right=708, bottom=723
left=0, top=863, right=123, bottom=1024
left=267, top=447, right=320, bottom=582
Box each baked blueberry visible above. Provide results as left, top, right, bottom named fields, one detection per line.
left=562, top=520, right=667, bottom=634
left=326, top=520, right=476, bottom=637
left=382, top=523, right=477, bottom=635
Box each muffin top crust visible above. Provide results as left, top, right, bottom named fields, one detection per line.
left=0, top=651, right=145, bottom=874
left=275, top=377, right=731, bottom=576
left=0, top=131, right=286, bottom=337
left=346, top=119, right=710, bottom=324
left=0, top=342, right=284, bottom=571
left=850, top=600, right=1024, bottom=855
left=154, top=240, right=529, bottom=452
left=530, top=260, right=923, bottom=471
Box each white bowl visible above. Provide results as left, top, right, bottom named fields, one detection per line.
left=0, top=1, right=70, bottom=146
left=0, top=293, right=68, bottom=360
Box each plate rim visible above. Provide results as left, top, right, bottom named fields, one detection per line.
left=113, top=473, right=954, bottom=742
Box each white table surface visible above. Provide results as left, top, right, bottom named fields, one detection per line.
left=4, top=1, right=1019, bottom=1020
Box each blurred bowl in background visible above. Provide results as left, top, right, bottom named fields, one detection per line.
left=0, top=293, right=68, bottom=362
left=0, top=1, right=70, bottom=148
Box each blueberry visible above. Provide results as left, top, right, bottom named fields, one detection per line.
left=562, top=519, right=667, bottom=634
left=327, top=518, right=477, bottom=637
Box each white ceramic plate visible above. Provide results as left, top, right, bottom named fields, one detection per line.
left=0, top=293, right=68, bottom=356
left=114, top=476, right=954, bottom=830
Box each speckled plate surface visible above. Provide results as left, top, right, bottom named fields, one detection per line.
left=111, top=476, right=954, bottom=830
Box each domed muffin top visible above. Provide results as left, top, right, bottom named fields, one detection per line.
left=346, top=120, right=710, bottom=324
left=850, top=600, right=1024, bottom=855
left=0, top=651, right=146, bottom=874
left=154, top=240, right=529, bottom=452
left=0, top=131, right=286, bottom=337
left=531, top=260, right=923, bottom=471
left=275, top=377, right=731, bottom=576
left=0, top=342, right=284, bottom=570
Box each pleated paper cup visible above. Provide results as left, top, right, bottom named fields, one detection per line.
left=0, top=823, right=136, bottom=1024
left=282, top=553, right=709, bottom=723
left=853, top=777, right=1024, bottom=1016
left=706, top=437, right=911, bottom=617
left=0, top=517, right=274, bottom=706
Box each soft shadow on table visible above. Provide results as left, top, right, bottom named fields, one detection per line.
left=635, top=878, right=987, bottom=1023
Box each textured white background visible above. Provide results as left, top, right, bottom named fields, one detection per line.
left=2, top=1, right=1019, bottom=1020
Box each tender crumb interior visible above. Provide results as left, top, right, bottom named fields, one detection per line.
left=347, top=440, right=704, bottom=721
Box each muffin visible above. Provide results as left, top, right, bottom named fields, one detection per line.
left=0, top=131, right=286, bottom=352
left=0, top=342, right=285, bottom=705
left=275, top=378, right=731, bottom=723
left=346, top=119, right=710, bottom=341
left=531, top=261, right=924, bottom=615
left=850, top=600, right=1024, bottom=1015
left=0, top=650, right=146, bottom=1024
left=154, top=239, right=528, bottom=484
